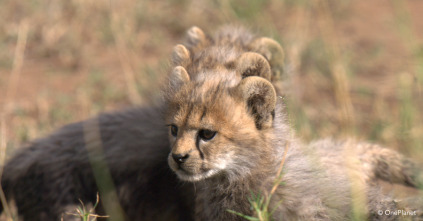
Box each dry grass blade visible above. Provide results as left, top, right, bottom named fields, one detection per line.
left=270, top=141, right=289, bottom=196
left=3, top=20, right=29, bottom=111
left=83, top=119, right=125, bottom=221
left=63, top=193, right=109, bottom=221
left=109, top=3, right=142, bottom=105
left=0, top=20, right=29, bottom=221
left=313, top=0, right=355, bottom=135
left=228, top=141, right=290, bottom=221
left=0, top=115, right=12, bottom=221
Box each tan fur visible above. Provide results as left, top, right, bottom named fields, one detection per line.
left=172, top=44, right=191, bottom=67
left=249, top=37, right=285, bottom=81
left=164, top=62, right=422, bottom=220
left=235, top=52, right=272, bottom=81
left=184, top=26, right=210, bottom=55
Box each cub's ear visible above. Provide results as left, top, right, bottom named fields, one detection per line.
left=172, top=44, right=190, bottom=67
left=185, top=26, right=209, bottom=51
left=169, top=66, right=190, bottom=91
left=249, top=37, right=285, bottom=81
left=238, top=76, right=276, bottom=129
left=235, top=52, right=272, bottom=81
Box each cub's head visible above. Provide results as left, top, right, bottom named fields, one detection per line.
left=165, top=64, right=277, bottom=182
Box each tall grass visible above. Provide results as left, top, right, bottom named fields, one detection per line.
left=0, top=20, right=29, bottom=221
left=391, top=0, right=423, bottom=158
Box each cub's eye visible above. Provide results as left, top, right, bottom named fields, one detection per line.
left=198, top=129, right=216, bottom=141
left=170, top=125, right=178, bottom=137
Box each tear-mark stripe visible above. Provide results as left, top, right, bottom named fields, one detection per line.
left=196, top=135, right=205, bottom=160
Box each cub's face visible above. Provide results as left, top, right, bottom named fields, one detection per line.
left=166, top=77, right=257, bottom=182
left=165, top=68, right=276, bottom=182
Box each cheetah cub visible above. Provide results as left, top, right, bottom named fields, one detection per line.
left=165, top=52, right=422, bottom=220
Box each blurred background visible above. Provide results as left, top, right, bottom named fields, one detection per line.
left=1, top=0, right=422, bottom=164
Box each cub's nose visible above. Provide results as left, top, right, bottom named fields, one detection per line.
left=172, top=153, right=190, bottom=165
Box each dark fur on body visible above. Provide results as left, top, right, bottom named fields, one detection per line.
left=1, top=105, right=195, bottom=220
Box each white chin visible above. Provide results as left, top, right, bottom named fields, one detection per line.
left=176, top=169, right=220, bottom=182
